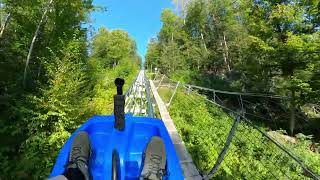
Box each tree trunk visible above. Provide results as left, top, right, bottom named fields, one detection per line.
left=23, top=0, right=54, bottom=88
left=223, top=32, right=231, bottom=71
left=37, top=64, right=42, bottom=78
left=201, top=32, right=208, bottom=52
left=0, top=13, right=11, bottom=38
left=220, top=33, right=231, bottom=72
left=171, top=32, right=174, bottom=42
left=113, top=60, right=117, bottom=69
left=289, top=89, right=296, bottom=136
left=221, top=40, right=230, bottom=72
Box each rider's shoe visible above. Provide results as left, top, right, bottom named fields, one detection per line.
left=140, top=136, right=167, bottom=180
left=65, top=131, right=91, bottom=180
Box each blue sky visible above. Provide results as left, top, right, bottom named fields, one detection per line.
left=90, top=0, right=175, bottom=60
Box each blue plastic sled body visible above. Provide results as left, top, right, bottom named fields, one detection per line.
left=49, top=115, right=184, bottom=180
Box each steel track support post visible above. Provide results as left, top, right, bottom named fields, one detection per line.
left=153, top=71, right=158, bottom=81
left=157, top=75, right=165, bottom=89
left=187, top=85, right=191, bottom=95
left=203, top=115, right=241, bottom=179
left=240, top=95, right=244, bottom=116
left=167, top=82, right=180, bottom=107
left=145, top=74, right=155, bottom=118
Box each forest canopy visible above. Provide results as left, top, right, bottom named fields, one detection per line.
left=145, top=0, right=320, bottom=135
left=0, top=0, right=139, bottom=178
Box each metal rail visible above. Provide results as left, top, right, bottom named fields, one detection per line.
left=124, top=70, right=155, bottom=117
left=144, top=72, right=155, bottom=118
left=159, top=74, right=288, bottom=99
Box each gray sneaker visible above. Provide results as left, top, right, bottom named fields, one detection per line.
left=66, top=131, right=91, bottom=180
left=140, top=136, right=167, bottom=180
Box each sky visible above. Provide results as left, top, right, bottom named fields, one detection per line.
left=90, top=0, right=175, bottom=61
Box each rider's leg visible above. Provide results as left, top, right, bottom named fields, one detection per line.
left=48, top=131, right=91, bottom=180
left=140, top=136, right=167, bottom=180
left=47, top=175, right=68, bottom=180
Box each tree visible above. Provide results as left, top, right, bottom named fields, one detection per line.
left=145, top=39, right=161, bottom=70
left=23, top=0, right=54, bottom=88
left=241, top=0, right=320, bottom=134
left=92, top=27, right=136, bottom=67
left=159, top=9, right=184, bottom=43
left=0, top=0, right=94, bottom=178
left=147, top=0, right=320, bottom=136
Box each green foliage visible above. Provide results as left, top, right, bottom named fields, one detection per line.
left=1, top=34, right=92, bottom=179
left=92, top=27, right=137, bottom=68
left=0, top=1, right=139, bottom=179
left=168, top=90, right=320, bottom=179
left=88, top=27, right=140, bottom=115
left=147, top=0, right=320, bottom=142
left=18, top=131, right=70, bottom=179
left=88, top=58, right=138, bottom=115
left=145, top=39, right=161, bottom=69
left=159, top=9, right=184, bottom=43
left=170, top=91, right=232, bottom=172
